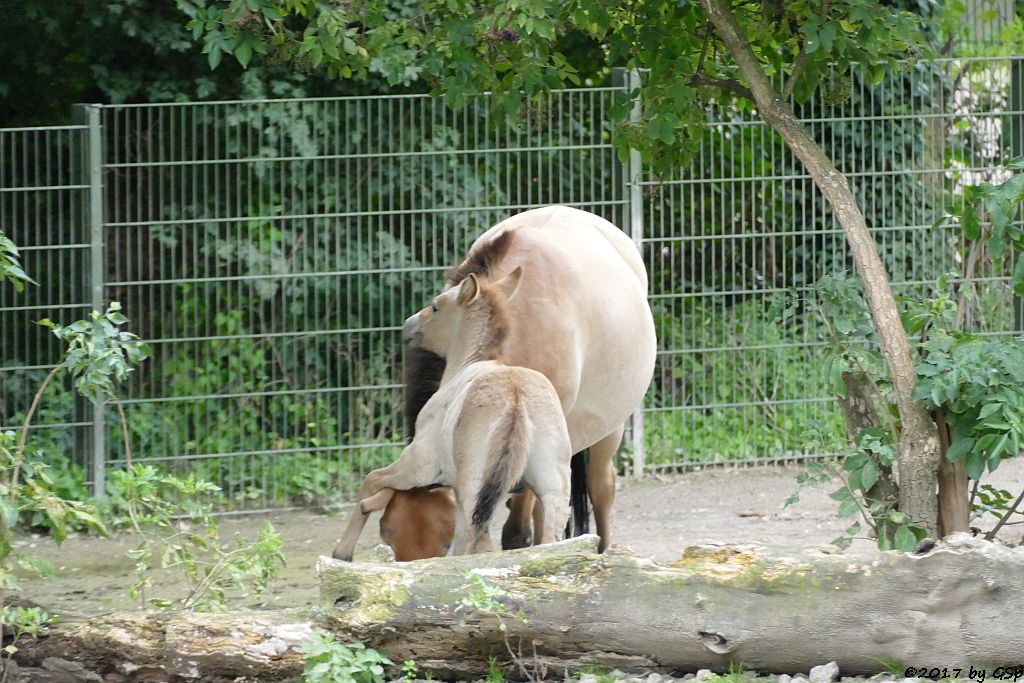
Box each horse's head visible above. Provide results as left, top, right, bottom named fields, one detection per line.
left=402, top=265, right=524, bottom=360
left=403, top=230, right=520, bottom=434
left=378, top=488, right=457, bottom=561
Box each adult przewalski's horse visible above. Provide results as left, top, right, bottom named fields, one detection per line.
left=332, top=266, right=573, bottom=557
left=392, top=205, right=656, bottom=554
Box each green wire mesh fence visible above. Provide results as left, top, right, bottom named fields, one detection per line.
left=1, top=57, right=1022, bottom=509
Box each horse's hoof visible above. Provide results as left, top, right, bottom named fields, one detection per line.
left=332, top=544, right=355, bottom=562
left=501, top=533, right=532, bottom=550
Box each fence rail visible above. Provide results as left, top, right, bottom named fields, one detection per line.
left=1, top=57, right=1022, bottom=510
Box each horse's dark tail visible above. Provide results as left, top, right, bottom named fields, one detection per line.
left=565, top=449, right=590, bottom=538
left=473, top=388, right=529, bottom=533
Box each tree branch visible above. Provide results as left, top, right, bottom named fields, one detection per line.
left=783, top=0, right=829, bottom=100
left=782, top=47, right=809, bottom=100
left=690, top=74, right=754, bottom=101
left=695, top=21, right=712, bottom=75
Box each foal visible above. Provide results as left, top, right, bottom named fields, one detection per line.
left=332, top=266, right=572, bottom=559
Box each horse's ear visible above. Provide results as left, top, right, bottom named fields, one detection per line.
left=496, top=265, right=524, bottom=301
left=457, top=273, right=480, bottom=306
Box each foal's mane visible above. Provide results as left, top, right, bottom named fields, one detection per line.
left=404, top=229, right=517, bottom=437
left=467, top=275, right=513, bottom=363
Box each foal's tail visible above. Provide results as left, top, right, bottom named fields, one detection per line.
left=472, top=389, right=530, bottom=533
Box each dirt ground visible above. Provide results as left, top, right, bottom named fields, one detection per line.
left=15, top=458, right=1024, bottom=617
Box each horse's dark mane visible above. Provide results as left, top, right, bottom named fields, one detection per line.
left=404, top=346, right=446, bottom=438
left=446, top=229, right=515, bottom=287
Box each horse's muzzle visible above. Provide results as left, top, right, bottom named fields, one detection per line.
left=402, top=313, right=423, bottom=346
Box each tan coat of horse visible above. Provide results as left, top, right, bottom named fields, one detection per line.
left=332, top=267, right=573, bottom=558
left=395, top=206, right=657, bottom=553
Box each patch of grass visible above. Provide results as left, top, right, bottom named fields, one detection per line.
left=486, top=655, right=506, bottom=683
left=574, top=665, right=617, bottom=683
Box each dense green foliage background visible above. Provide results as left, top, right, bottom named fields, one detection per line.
left=2, top=0, right=1024, bottom=508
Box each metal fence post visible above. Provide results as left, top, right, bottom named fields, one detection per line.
left=621, top=68, right=647, bottom=478
left=1011, top=57, right=1024, bottom=334
left=85, top=104, right=107, bottom=498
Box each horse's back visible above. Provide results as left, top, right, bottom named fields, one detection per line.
left=458, top=363, right=564, bottom=424
left=478, top=205, right=647, bottom=289
left=467, top=206, right=656, bottom=451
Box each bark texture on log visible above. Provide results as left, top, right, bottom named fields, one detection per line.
left=8, top=608, right=313, bottom=682
left=319, top=535, right=1024, bottom=678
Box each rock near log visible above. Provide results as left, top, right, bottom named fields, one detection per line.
left=318, top=534, right=1024, bottom=678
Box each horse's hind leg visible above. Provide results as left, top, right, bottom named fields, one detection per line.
left=588, top=425, right=624, bottom=553
left=359, top=488, right=396, bottom=513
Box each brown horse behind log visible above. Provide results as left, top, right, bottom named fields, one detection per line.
left=358, top=487, right=456, bottom=561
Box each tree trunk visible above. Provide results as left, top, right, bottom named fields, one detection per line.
left=318, top=535, right=1024, bottom=678
left=698, top=0, right=942, bottom=535
left=6, top=608, right=312, bottom=682
left=839, top=372, right=898, bottom=518
left=935, top=409, right=971, bottom=535
left=837, top=371, right=881, bottom=439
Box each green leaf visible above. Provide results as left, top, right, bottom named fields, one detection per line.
left=894, top=525, right=918, bottom=552
left=208, top=45, right=223, bottom=70
left=867, top=64, right=886, bottom=86
left=860, top=459, right=879, bottom=492
left=837, top=495, right=860, bottom=518
left=886, top=509, right=907, bottom=524
left=818, top=23, right=837, bottom=53
left=960, top=205, right=981, bottom=241
left=0, top=498, right=18, bottom=529
left=965, top=448, right=987, bottom=480
left=236, top=42, right=253, bottom=68
left=1013, top=257, right=1024, bottom=297
left=945, top=437, right=975, bottom=462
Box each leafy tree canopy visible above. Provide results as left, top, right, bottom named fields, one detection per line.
left=0, top=0, right=418, bottom=126
left=188, top=0, right=933, bottom=168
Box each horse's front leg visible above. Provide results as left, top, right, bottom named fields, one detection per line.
left=332, top=447, right=439, bottom=560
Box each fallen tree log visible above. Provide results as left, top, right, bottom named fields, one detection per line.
left=319, top=534, right=1024, bottom=678
left=8, top=608, right=313, bottom=682
left=10, top=535, right=1024, bottom=681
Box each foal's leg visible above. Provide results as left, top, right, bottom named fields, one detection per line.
left=588, top=425, right=624, bottom=553
left=332, top=445, right=441, bottom=560
left=359, top=488, right=396, bottom=513
left=501, top=490, right=535, bottom=549
left=449, top=496, right=473, bottom=556
left=521, top=424, right=572, bottom=546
